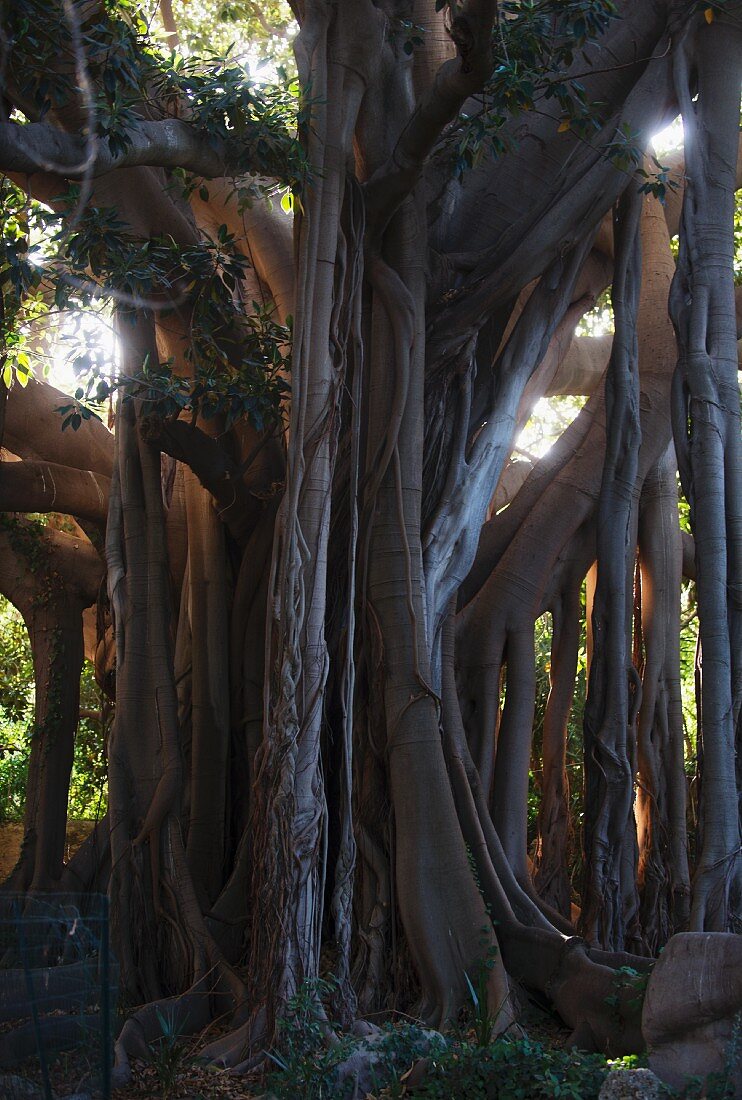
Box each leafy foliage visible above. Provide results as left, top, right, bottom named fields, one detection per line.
left=147, top=1007, right=192, bottom=1100
left=266, top=980, right=443, bottom=1100
left=0, top=595, right=107, bottom=824
left=452, top=0, right=618, bottom=173
left=0, top=178, right=58, bottom=389
left=5, top=0, right=304, bottom=188
left=169, top=0, right=295, bottom=69
left=265, top=982, right=676, bottom=1100
left=1, top=0, right=299, bottom=425
left=407, top=1035, right=610, bottom=1099
left=1, top=192, right=294, bottom=431
left=443, top=0, right=680, bottom=204
left=604, top=966, right=651, bottom=1020
left=266, top=979, right=354, bottom=1099
left=463, top=966, right=500, bottom=1049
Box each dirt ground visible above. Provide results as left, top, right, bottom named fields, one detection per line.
left=4, top=1052, right=263, bottom=1099
left=0, top=820, right=95, bottom=881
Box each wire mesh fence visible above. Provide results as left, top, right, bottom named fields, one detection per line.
left=0, top=894, right=115, bottom=1099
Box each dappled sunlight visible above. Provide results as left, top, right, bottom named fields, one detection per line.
left=515, top=393, right=587, bottom=461
left=652, top=115, right=684, bottom=157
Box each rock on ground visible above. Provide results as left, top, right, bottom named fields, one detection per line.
left=598, top=1068, right=662, bottom=1099
left=332, top=1020, right=443, bottom=1096
left=642, top=932, right=742, bottom=1097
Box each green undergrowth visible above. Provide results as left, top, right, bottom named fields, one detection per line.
left=0, top=594, right=108, bottom=824
left=267, top=1015, right=614, bottom=1100
left=265, top=980, right=609, bottom=1100
left=387, top=1037, right=611, bottom=1099
left=264, top=981, right=741, bottom=1100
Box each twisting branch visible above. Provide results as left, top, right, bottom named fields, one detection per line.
left=364, top=0, right=495, bottom=230
left=246, top=0, right=289, bottom=39
left=423, top=231, right=596, bottom=660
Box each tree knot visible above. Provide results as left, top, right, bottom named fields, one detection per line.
left=139, top=412, right=164, bottom=444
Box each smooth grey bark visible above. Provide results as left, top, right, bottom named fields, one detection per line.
left=635, top=444, right=690, bottom=949
left=423, top=235, right=596, bottom=663
left=668, top=15, right=742, bottom=931
left=581, top=187, right=643, bottom=952
left=244, top=3, right=383, bottom=1040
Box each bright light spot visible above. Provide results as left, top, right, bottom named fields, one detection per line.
left=652, top=116, right=683, bottom=158
left=577, top=300, right=613, bottom=338
left=166, top=0, right=296, bottom=75
left=515, top=394, right=586, bottom=461
left=46, top=310, right=116, bottom=397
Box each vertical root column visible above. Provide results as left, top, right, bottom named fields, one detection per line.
left=669, top=17, right=742, bottom=931
left=581, top=188, right=643, bottom=951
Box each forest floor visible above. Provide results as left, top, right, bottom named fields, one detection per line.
left=2, top=1001, right=265, bottom=1098
left=3, top=1048, right=265, bottom=1099
left=3, top=1028, right=572, bottom=1100
left=1, top=999, right=579, bottom=1100
left=0, top=826, right=677, bottom=1098
left=0, top=820, right=95, bottom=882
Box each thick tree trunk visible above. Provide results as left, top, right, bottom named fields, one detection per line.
left=0, top=522, right=101, bottom=891
left=669, top=16, right=742, bottom=931
left=106, top=310, right=223, bottom=1001
left=244, top=3, right=383, bottom=1042
left=182, top=470, right=231, bottom=905
left=458, top=183, right=685, bottom=947
left=534, top=577, right=582, bottom=918
left=4, top=0, right=742, bottom=1071
left=364, top=200, right=513, bottom=1029
left=635, top=445, right=690, bottom=949
left=581, top=187, right=643, bottom=952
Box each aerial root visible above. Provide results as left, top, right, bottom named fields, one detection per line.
left=112, top=986, right=232, bottom=1086
left=197, top=1006, right=267, bottom=1071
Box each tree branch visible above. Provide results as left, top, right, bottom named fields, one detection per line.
left=159, top=0, right=180, bottom=48
left=364, top=0, right=495, bottom=229
left=0, top=118, right=237, bottom=180
left=5, top=379, right=114, bottom=477
left=0, top=459, right=110, bottom=525
left=138, top=415, right=267, bottom=545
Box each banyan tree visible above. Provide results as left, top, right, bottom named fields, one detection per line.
left=0, top=0, right=741, bottom=1085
